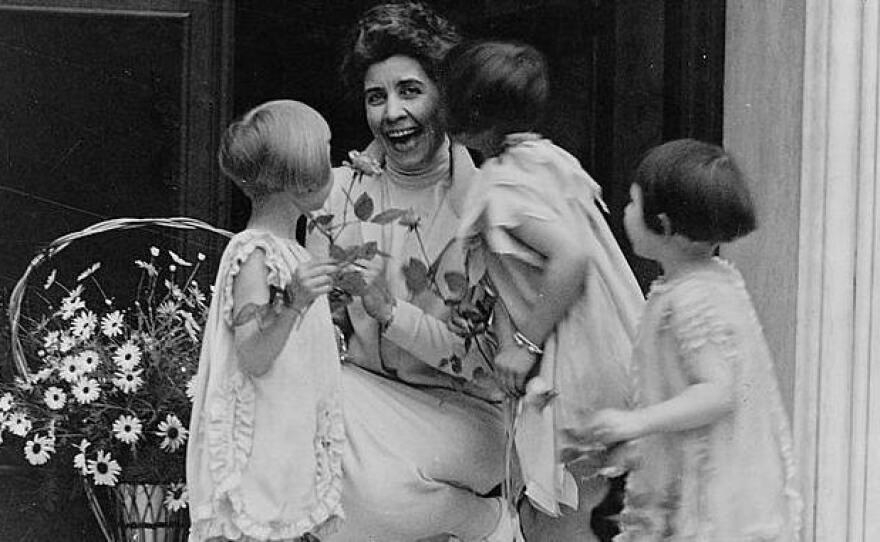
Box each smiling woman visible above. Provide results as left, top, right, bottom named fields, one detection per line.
left=305, top=2, right=514, bottom=541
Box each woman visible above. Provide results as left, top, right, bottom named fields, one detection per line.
left=307, top=2, right=512, bottom=541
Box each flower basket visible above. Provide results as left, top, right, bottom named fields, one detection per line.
left=3, top=217, right=233, bottom=542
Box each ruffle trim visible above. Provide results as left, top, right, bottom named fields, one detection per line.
left=192, top=386, right=346, bottom=541
left=619, top=260, right=803, bottom=541
left=221, top=231, right=293, bottom=327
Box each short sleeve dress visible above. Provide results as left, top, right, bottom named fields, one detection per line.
left=187, top=229, right=345, bottom=541
left=457, top=134, right=645, bottom=516
left=617, top=259, right=802, bottom=541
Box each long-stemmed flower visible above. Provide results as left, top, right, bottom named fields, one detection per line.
left=112, top=415, right=143, bottom=445
left=156, top=414, right=188, bottom=452
left=24, top=435, right=55, bottom=465
left=88, top=450, right=122, bottom=486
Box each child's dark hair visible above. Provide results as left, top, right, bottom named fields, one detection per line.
left=442, top=39, right=549, bottom=137
left=218, top=100, right=331, bottom=200
left=634, top=139, right=756, bottom=243
left=340, top=1, right=461, bottom=94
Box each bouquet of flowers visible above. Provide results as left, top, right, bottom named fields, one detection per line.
left=1, top=219, right=229, bottom=523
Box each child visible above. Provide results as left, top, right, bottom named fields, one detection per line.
left=442, top=40, right=645, bottom=540
left=187, top=100, right=344, bottom=541
left=588, top=139, right=803, bottom=540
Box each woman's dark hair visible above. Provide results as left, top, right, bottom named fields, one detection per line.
left=441, top=39, right=549, bottom=136
left=633, top=138, right=757, bottom=243
left=340, top=1, right=461, bottom=93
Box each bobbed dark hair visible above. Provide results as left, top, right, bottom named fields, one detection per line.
left=340, top=1, right=461, bottom=93
left=441, top=39, right=549, bottom=137
left=633, top=138, right=757, bottom=243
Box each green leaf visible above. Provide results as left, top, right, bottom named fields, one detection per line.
left=336, top=270, right=368, bottom=296
left=329, top=244, right=348, bottom=261
left=401, top=258, right=429, bottom=294
left=359, top=241, right=378, bottom=260
left=443, top=271, right=468, bottom=300
left=353, top=193, right=374, bottom=221
left=371, top=208, right=408, bottom=225
left=314, top=214, right=334, bottom=226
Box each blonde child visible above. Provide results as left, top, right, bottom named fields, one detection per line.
left=588, top=138, right=802, bottom=540
left=187, top=100, right=344, bottom=541
left=442, top=40, right=645, bottom=540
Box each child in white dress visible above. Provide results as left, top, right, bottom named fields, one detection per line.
left=187, top=100, right=345, bottom=541
left=442, top=40, right=645, bottom=540
left=588, top=138, right=803, bottom=540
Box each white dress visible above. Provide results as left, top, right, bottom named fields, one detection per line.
left=617, top=259, right=802, bottom=541
left=187, top=230, right=345, bottom=541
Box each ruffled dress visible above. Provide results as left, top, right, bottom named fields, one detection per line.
left=187, top=230, right=345, bottom=541
left=617, top=259, right=802, bottom=541
left=457, top=135, right=645, bottom=517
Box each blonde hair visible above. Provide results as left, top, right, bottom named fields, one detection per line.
left=218, top=100, right=331, bottom=200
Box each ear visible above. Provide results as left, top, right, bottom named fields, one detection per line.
left=657, top=213, right=673, bottom=236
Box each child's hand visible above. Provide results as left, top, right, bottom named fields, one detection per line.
left=289, top=259, right=338, bottom=313
left=494, top=345, right=538, bottom=397
left=358, top=256, right=395, bottom=323
left=587, top=408, right=646, bottom=445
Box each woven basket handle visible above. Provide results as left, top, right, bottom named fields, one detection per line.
left=7, top=217, right=233, bottom=378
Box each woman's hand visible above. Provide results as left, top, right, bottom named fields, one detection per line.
left=289, top=259, right=338, bottom=313
left=587, top=408, right=647, bottom=445
left=493, top=345, right=538, bottom=397
left=358, top=256, right=395, bottom=323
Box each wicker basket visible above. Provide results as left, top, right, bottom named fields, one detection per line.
left=6, top=216, right=233, bottom=542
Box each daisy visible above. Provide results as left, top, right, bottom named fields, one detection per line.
left=58, top=355, right=83, bottom=383
left=58, top=333, right=76, bottom=353
left=59, top=295, right=85, bottom=320
left=71, top=378, right=101, bottom=404
left=14, top=376, right=33, bottom=392
left=168, top=250, right=192, bottom=267
left=164, top=483, right=188, bottom=512
left=112, top=369, right=144, bottom=394
left=150, top=246, right=160, bottom=257
left=0, top=392, right=13, bottom=412
left=187, top=283, right=207, bottom=306
left=113, top=342, right=142, bottom=371
left=43, top=330, right=60, bottom=350
left=88, top=450, right=121, bottom=486
left=181, top=311, right=201, bottom=341
left=164, top=280, right=184, bottom=300
left=157, top=300, right=178, bottom=318
left=43, top=387, right=66, bottom=410
left=33, top=367, right=53, bottom=382
left=71, top=310, right=97, bottom=340
left=76, top=349, right=102, bottom=374
left=76, top=262, right=101, bottom=282
left=100, top=310, right=125, bottom=338
left=44, top=269, right=57, bottom=290
left=7, top=412, right=32, bottom=437
left=155, top=414, right=188, bottom=452
left=73, top=439, right=90, bottom=474
left=135, top=259, right=158, bottom=277
left=24, top=435, right=55, bottom=465
left=112, top=414, right=143, bottom=445
left=185, top=377, right=198, bottom=402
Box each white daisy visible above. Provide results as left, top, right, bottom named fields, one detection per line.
left=187, top=283, right=207, bottom=306
left=7, top=412, right=32, bottom=437
left=112, top=369, right=144, bottom=394
left=43, top=387, right=66, bottom=410
left=197, top=252, right=206, bottom=261
left=76, top=262, right=101, bottom=283
left=73, top=439, right=90, bottom=474
left=150, top=246, right=160, bottom=257
left=43, top=330, right=61, bottom=350
left=185, top=377, right=197, bottom=402
left=168, top=250, right=192, bottom=267
left=113, top=342, right=142, bottom=371
left=112, top=414, right=143, bottom=445
left=58, top=355, right=83, bottom=383
left=88, top=450, right=121, bottom=486
left=33, top=367, right=53, bottom=382
left=58, top=333, right=76, bottom=353
left=168, top=264, right=177, bottom=273
left=0, top=392, right=13, bottom=412
left=76, top=349, right=102, bottom=374
left=157, top=300, right=178, bottom=318
left=24, top=434, right=55, bottom=465
left=71, top=311, right=97, bottom=340
left=135, top=259, right=158, bottom=277
left=155, top=414, right=188, bottom=452
left=59, top=296, right=85, bottom=320
left=71, top=378, right=101, bottom=404
left=164, top=280, right=184, bottom=300
left=164, top=482, right=188, bottom=512
left=100, top=310, right=125, bottom=338
left=180, top=311, right=200, bottom=341
left=14, top=376, right=33, bottom=392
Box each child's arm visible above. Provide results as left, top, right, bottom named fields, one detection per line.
left=232, top=251, right=336, bottom=377
left=588, top=340, right=735, bottom=443
left=494, top=215, right=591, bottom=393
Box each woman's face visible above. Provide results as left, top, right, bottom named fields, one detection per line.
left=363, top=55, right=444, bottom=172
